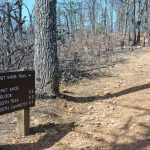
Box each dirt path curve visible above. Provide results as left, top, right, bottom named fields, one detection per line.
left=53, top=48, right=150, bottom=150
left=0, top=48, right=150, bottom=150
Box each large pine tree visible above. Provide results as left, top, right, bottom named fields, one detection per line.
left=34, top=0, right=59, bottom=98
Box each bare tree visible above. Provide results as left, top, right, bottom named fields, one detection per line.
left=87, top=0, right=97, bottom=36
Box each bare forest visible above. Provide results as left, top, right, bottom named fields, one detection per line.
left=0, top=0, right=150, bottom=150
left=0, top=0, right=150, bottom=83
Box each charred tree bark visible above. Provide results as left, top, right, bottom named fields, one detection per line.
left=34, top=0, right=59, bottom=98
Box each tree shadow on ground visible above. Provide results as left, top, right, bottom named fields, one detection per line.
left=111, top=132, right=150, bottom=150
left=93, top=112, right=150, bottom=150
left=0, top=122, right=76, bottom=150
left=61, top=83, right=150, bottom=103
left=61, top=82, right=150, bottom=149
left=110, top=120, right=150, bottom=150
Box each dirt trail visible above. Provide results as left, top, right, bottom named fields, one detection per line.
left=53, top=48, right=150, bottom=150
left=0, top=48, right=150, bottom=150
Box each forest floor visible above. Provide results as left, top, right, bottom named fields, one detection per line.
left=0, top=46, right=150, bottom=150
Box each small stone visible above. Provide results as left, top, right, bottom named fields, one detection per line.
left=87, top=111, right=92, bottom=115
left=75, top=133, right=79, bottom=137
left=119, top=81, right=123, bottom=84
left=80, top=124, right=84, bottom=127
left=111, top=120, right=115, bottom=124
left=101, top=114, right=106, bottom=117
left=9, top=119, right=17, bottom=124
left=30, top=141, right=34, bottom=143
left=110, top=107, right=115, bottom=110
left=112, top=101, right=116, bottom=104
left=106, top=92, right=111, bottom=95
left=62, top=89, right=68, bottom=93
left=12, top=139, right=18, bottom=144
left=68, top=107, right=74, bottom=112
left=138, top=65, right=143, bottom=68
left=41, top=114, right=49, bottom=117
left=88, top=106, right=93, bottom=110
left=33, top=119, right=40, bottom=126
left=95, top=93, right=100, bottom=96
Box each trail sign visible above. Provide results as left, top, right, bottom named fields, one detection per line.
left=0, top=71, right=35, bottom=115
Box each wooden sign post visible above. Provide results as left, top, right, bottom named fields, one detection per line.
left=0, top=71, right=35, bottom=136
left=17, top=108, right=30, bottom=136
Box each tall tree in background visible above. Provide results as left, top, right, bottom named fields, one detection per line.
left=136, top=0, right=141, bottom=45
left=110, top=0, right=114, bottom=32
left=133, top=0, right=137, bottom=45
left=88, top=0, right=97, bottom=36
left=34, top=0, right=59, bottom=98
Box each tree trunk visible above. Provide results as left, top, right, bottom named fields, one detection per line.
left=124, top=0, right=129, bottom=38
left=133, top=0, right=137, bottom=45
left=110, top=0, right=114, bottom=32
left=144, top=0, right=149, bottom=46
left=34, top=0, right=59, bottom=98
left=104, top=0, right=107, bottom=35
left=4, top=2, right=12, bottom=70
left=136, top=0, right=141, bottom=45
